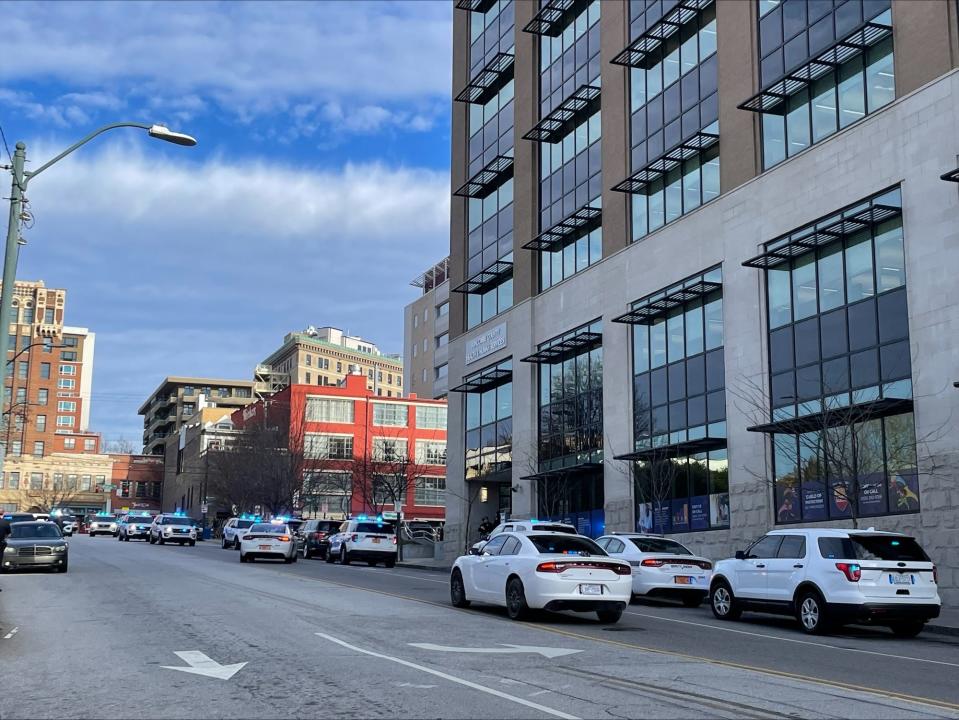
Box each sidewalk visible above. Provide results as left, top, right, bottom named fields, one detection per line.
left=396, top=558, right=451, bottom=573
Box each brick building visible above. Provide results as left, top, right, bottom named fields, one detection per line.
left=234, top=374, right=447, bottom=524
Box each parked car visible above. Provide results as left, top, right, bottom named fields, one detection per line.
left=239, top=522, right=297, bottom=564
left=149, top=514, right=197, bottom=546
left=709, top=528, right=940, bottom=636
left=1, top=521, right=69, bottom=573
left=451, top=532, right=632, bottom=623
left=596, top=534, right=712, bottom=606
left=326, top=518, right=397, bottom=567
left=88, top=514, right=118, bottom=537
left=295, top=519, right=341, bottom=559
left=471, top=520, right=577, bottom=552
left=222, top=517, right=257, bottom=549
left=55, top=515, right=77, bottom=536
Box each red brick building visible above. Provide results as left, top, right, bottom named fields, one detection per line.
left=109, top=454, right=164, bottom=513
left=234, top=374, right=447, bottom=524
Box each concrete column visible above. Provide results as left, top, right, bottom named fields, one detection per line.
left=716, top=0, right=760, bottom=192
left=449, top=10, right=471, bottom=341
left=892, top=0, right=959, bottom=98
left=599, top=0, right=631, bottom=256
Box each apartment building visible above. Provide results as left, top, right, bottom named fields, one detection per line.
left=2, top=280, right=100, bottom=458
left=405, top=257, right=451, bottom=399
left=259, top=326, right=404, bottom=398
left=138, top=376, right=256, bottom=455
left=234, top=373, right=448, bottom=524
left=444, top=0, right=959, bottom=603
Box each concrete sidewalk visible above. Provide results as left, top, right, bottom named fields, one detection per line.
left=397, top=558, right=959, bottom=637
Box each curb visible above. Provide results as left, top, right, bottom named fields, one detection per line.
left=924, top=623, right=959, bottom=638
left=396, top=562, right=451, bottom=574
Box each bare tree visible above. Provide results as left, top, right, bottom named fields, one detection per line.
left=24, top=475, right=83, bottom=514
left=301, top=467, right=353, bottom=518
left=104, top=437, right=137, bottom=454
left=355, top=428, right=432, bottom=517
left=732, top=374, right=948, bottom=528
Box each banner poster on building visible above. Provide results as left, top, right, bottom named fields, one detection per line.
left=690, top=495, right=708, bottom=530
left=671, top=498, right=689, bottom=532
left=709, top=493, right=729, bottom=527
left=857, top=472, right=887, bottom=516
left=637, top=502, right=653, bottom=533
left=828, top=477, right=852, bottom=518
left=652, top=501, right=671, bottom=534
left=889, top=470, right=920, bottom=513
left=801, top=480, right=827, bottom=521
left=776, top=482, right=800, bottom=523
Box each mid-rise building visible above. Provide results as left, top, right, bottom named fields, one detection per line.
left=233, top=373, right=447, bottom=525
left=444, top=0, right=959, bottom=604
left=405, top=257, right=451, bottom=399
left=138, top=376, right=256, bottom=455
left=259, top=327, right=404, bottom=398
left=1, top=281, right=100, bottom=458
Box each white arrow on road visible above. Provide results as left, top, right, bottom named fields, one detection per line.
left=161, top=651, right=247, bottom=680
left=408, top=643, right=581, bottom=659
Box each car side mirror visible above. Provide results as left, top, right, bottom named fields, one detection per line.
left=735, top=550, right=746, bottom=560
left=468, top=547, right=481, bottom=556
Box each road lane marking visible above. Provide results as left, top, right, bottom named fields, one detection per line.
left=316, top=632, right=580, bottom=720
left=626, top=610, right=959, bottom=668
left=161, top=651, right=247, bottom=680
left=3, top=627, right=18, bottom=640
left=395, top=682, right=437, bottom=689
left=408, top=642, right=581, bottom=658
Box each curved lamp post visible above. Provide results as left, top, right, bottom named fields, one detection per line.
left=0, top=123, right=196, bottom=474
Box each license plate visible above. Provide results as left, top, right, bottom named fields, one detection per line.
left=372, top=538, right=380, bottom=544
left=891, top=574, right=913, bottom=585
left=579, top=584, right=603, bottom=596
left=259, top=544, right=271, bottom=550
left=674, top=576, right=695, bottom=585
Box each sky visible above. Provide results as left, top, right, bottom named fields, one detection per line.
left=0, top=1, right=454, bottom=449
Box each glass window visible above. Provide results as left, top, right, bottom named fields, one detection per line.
left=372, top=403, right=408, bottom=427
left=305, top=397, right=354, bottom=423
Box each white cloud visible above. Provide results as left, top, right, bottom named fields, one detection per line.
left=16, top=141, right=450, bottom=441
left=3, top=1, right=453, bottom=123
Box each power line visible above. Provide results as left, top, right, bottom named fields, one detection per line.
left=0, top=120, right=12, bottom=165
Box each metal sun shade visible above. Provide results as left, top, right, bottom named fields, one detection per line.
left=521, top=331, right=602, bottom=365
left=523, top=0, right=590, bottom=37
left=738, top=19, right=892, bottom=114
left=451, top=260, right=513, bottom=295
left=455, top=53, right=515, bottom=105
left=453, top=155, right=514, bottom=199
left=520, top=461, right=603, bottom=482
left=523, top=204, right=602, bottom=252
left=747, top=397, right=913, bottom=435
left=611, top=131, right=719, bottom=194
left=612, top=280, right=722, bottom=325
left=613, top=436, right=727, bottom=462
left=450, top=366, right=513, bottom=394
left=522, top=85, right=601, bottom=144
left=941, top=168, right=959, bottom=183
left=455, top=0, right=497, bottom=12
left=742, top=203, right=902, bottom=269
left=611, top=0, right=714, bottom=69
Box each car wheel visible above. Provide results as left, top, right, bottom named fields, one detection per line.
left=188, top=540, right=196, bottom=547
left=385, top=559, right=396, bottom=569
left=340, top=547, right=351, bottom=565
left=240, top=551, right=247, bottom=563
left=234, top=537, right=241, bottom=550
left=158, top=536, right=166, bottom=545
left=710, top=581, right=742, bottom=621
left=303, top=545, right=311, bottom=559
left=681, top=594, right=705, bottom=608
left=450, top=570, right=471, bottom=608
left=797, top=590, right=829, bottom=635
left=889, top=620, right=925, bottom=638
left=597, top=608, right=623, bottom=624
left=325, top=549, right=335, bottom=563
left=149, top=535, right=155, bottom=544
left=57, top=562, right=68, bottom=573
left=505, top=578, right=530, bottom=621
left=367, top=560, right=377, bottom=567
left=221, top=537, right=228, bottom=549
left=89, top=532, right=95, bottom=538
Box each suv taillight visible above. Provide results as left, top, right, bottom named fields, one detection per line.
left=312, top=532, right=325, bottom=540
left=836, top=562, right=861, bottom=582
left=536, top=562, right=564, bottom=573
left=392, top=536, right=397, bottom=545
left=350, top=533, right=358, bottom=542
left=933, top=565, right=938, bottom=584
left=641, top=559, right=666, bottom=567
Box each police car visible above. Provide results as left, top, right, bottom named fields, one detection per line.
left=149, top=512, right=198, bottom=546
left=326, top=516, right=397, bottom=568
left=222, top=515, right=259, bottom=549
left=119, top=512, right=155, bottom=541
left=88, top=513, right=118, bottom=537
left=239, top=520, right=298, bottom=563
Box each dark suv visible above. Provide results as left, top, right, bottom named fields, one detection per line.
left=296, top=519, right=342, bottom=559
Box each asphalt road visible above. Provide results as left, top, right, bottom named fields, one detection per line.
left=1, top=534, right=958, bottom=720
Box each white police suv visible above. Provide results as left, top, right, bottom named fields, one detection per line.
left=88, top=514, right=118, bottom=537
left=326, top=516, right=397, bottom=568
left=149, top=513, right=198, bottom=546
left=709, top=528, right=940, bottom=636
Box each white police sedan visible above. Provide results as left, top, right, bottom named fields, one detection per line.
left=239, top=522, right=298, bottom=564
left=596, top=533, right=712, bottom=606
left=450, top=531, right=632, bottom=623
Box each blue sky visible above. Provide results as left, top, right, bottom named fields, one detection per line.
left=0, top=0, right=453, bottom=448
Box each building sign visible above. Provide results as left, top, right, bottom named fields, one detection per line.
left=466, top=323, right=507, bottom=365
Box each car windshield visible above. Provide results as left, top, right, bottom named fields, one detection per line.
left=160, top=517, right=191, bottom=525
left=132, top=517, right=154, bottom=524
left=819, top=535, right=929, bottom=562
left=356, top=522, right=394, bottom=534
left=235, top=520, right=254, bottom=529
left=10, top=523, right=62, bottom=539
left=94, top=517, right=115, bottom=522
left=628, top=538, right=693, bottom=555
left=249, top=524, right=288, bottom=534
left=528, top=535, right=606, bottom=556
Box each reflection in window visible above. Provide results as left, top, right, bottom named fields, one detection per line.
left=465, top=361, right=512, bottom=481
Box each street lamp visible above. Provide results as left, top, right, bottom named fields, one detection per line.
left=0, top=122, right=196, bottom=475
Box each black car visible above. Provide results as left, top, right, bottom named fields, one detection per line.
left=1, top=521, right=69, bottom=573
left=296, top=519, right=341, bottom=559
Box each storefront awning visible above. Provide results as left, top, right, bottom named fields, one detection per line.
left=522, top=330, right=602, bottom=365
left=450, top=366, right=513, bottom=394
left=747, top=397, right=913, bottom=435
left=521, top=461, right=603, bottom=482
left=614, top=437, right=726, bottom=462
